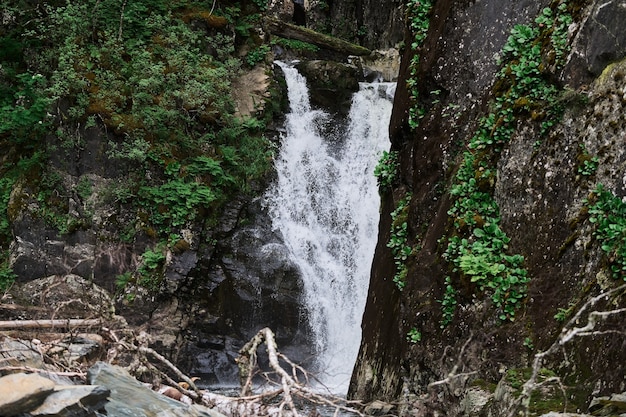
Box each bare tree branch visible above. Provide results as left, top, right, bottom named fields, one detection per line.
left=515, top=283, right=626, bottom=417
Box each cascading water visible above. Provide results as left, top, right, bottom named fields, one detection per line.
left=266, top=61, right=395, bottom=393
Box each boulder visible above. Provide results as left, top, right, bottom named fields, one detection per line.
left=0, top=336, right=45, bottom=369
left=87, top=362, right=226, bottom=417
left=29, top=385, right=110, bottom=417
left=588, top=392, right=626, bottom=415
left=8, top=274, right=117, bottom=321
left=295, top=60, right=363, bottom=114
left=46, top=334, right=104, bottom=365
left=0, top=373, right=55, bottom=416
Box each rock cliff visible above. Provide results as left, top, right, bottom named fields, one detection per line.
left=350, top=0, right=626, bottom=415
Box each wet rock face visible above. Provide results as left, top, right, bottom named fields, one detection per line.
left=352, top=0, right=626, bottom=414
left=310, top=0, right=405, bottom=50
left=295, top=59, right=363, bottom=114
left=180, top=198, right=312, bottom=385
left=567, top=0, right=626, bottom=80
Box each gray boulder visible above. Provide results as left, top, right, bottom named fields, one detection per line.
left=29, top=385, right=110, bottom=417
left=0, top=373, right=55, bottom=416
left=87, top=362, right=226, bottom=417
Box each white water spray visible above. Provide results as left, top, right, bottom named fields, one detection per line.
left=266, top=61, right=395, bottom=393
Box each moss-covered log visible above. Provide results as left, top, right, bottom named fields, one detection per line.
left=264, top=18, right=371, bottom=56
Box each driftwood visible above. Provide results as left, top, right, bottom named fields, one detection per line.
left=0, top=319, right=101, bottom=329
left=212, top=327, right=371, bottom=417
left=0, top=303, right=47, bottom=312
left=264, top=18, right=372, bottom=56
left=0, top=317, right=383, bottom=416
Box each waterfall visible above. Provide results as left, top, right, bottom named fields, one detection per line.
left=266, top=61, right=395, bottom=393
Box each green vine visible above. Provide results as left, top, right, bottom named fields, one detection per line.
left=405, top=0, right=433, bottom=129
left=388, top=193, right=413, bottom=290
left=439, top=276, right=457, bottom=328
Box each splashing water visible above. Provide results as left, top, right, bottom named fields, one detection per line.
left=266, top=61, right=395, bottom=393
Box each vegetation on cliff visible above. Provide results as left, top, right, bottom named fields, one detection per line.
left=355, top=0, right=626, bottom=413
left=0, top=0, right=275, bottom=291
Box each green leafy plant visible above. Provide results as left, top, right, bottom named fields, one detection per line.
left=587, top=184, right=626, bottom=279
left=405, top=0, right=433, bottom=129
left=271, top=38, right=319, bottom=53
left=115, top=271, right=133, bottom=291
left=523, top=337, right=534, bottom=350
left=245, top=44, right=271, bottom=68
left=554, top=303, right=575, bottom=322
left=0, top=251, right=16, bottom=291
left=407, top=327, right=422, bottom=343
left=137, top=245, right=167, bottom=290
left=251, top=0, right=268, bottom=12
left=442, top=0, right=574, bottom=322
left=374, top=150, right=399, bottom=190
left=439, top=276, right=457, bottom=328
left=387, top=193, right=412, bottom=290
left=0, top=72, right=50, bottom=147
left=577, top=144, right=599, bottom=177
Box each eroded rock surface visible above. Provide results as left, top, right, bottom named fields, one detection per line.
left=350, top=0, right=626, bottom=415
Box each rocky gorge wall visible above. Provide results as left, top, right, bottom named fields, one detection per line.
left=349, top=0, right=626, bottom=415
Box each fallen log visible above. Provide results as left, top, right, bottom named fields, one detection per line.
left=0, top=303, right=47, bottom=312
left=264, top=18, right=371, bottom=56
left=0, top=319, right=101, bottom=329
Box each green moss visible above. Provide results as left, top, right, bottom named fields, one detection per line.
left=595, top=57, right=626, bottom=87
left=528, top=392, right=568, bottom=415
left=471, top=378, right=498, bottom=393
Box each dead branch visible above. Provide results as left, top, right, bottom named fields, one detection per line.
left=428, top=332, right=475, bottom=389
left=0, top=303, right=47, bottom=312
left=214, top=327, right=371, bottom=417
left=515, top=284, right=626, bottom=417
left=0, top=365, right=85, bottom=379
left=138, top=346, right=200, bottom=398
left=118, top=0, right=128, bottom=40
left=100, top=327, right=202, bottom=400
left=0, top=319, right=101, bottom=329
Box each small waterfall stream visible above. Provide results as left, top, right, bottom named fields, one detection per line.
left=266, top=61, right=395, bottom=393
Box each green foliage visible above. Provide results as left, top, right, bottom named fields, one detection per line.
left=442, top=0, right=574, bottom=322
left=140, top=179, right=216, bottom=229
left=374, top=150, right=399, bottom=190
left=245, top=44, right=271, bottom=68
left=577, top=156, right=599, bottom=177
left=588, top=184, right=626, bottom=280
left=576, top=145, right=599, bottom=177
left=554, top=303, right=575, bottom=322
left=523, top=337, right=534, bottom=350
left=251, top=0, right=268, bottom=12
left=405, top=0, right=433, bottom=129
left=439, top=276, right=457, bottom=328
left=0, top=72, right=50, bottom=147
left=0, top=0, right=273, bottom=240
left=271, top=38, right=319, bottom=53
left=115, top=271, right=133, bottom=291
left=406, top=327, right=422, bottom=343
left=387, top=193, right=412, bottom=290
left=116, top=243, right=167, bottom=293
left=0, top=176, right=16, bottom=240
left=75, top=176, right=93, bottom=201
left=137, top=244, right=167, bottom=290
